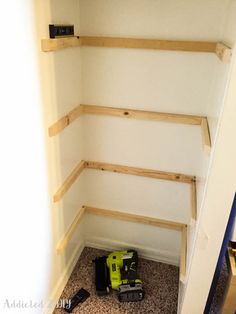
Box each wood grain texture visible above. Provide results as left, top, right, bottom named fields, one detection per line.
left=201, top=117, right=211, bottom=151
left=56, top=206, right=85, bottom=254
left=48, top=105, right=83, bottom=137
left=216, top=42, right=232, bottom=63
left=180, top=225, right=187, bottom=276
left=48, top=104, right=212, bottom=155
left=41, top=36, right=231, bottom=63
left=52, top=159, right=195, bottom=202
left=48, top=104, right=206, bottom=137
left=84, top=206, right=186, bottom=231
left=81, top=36, right=217, bottom=52
left=191, top=181, right=197, bottom=220
left=41, top=37, right=82, bottom=52
left=85, top=160, right=195, bottom=184
left=56, top=205, right=187, bottom=254
left=228, top=249, right=236, bottom=283
left=53, top=160, right=85, bottom=202
left=81, top=104, right=203, bottom=125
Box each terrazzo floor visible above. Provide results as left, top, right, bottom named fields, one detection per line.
left=53, top=247, right=179, bottom=314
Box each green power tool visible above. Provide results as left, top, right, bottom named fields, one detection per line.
left=93, top=250, right=144, bottom=302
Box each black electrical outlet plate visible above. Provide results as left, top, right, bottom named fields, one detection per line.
left=63, top=288, right=90, bottom=313
left=49, top=24, right=74, bottom=38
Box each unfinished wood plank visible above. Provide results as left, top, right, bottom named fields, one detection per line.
left=53, top=160, right=85, bottom=202
left=191, top=181, right=197, bottom=220
left=228, top=248, right=236, bottom=281
left=180, top=225, right=187, bottom=276
left=85, top=161, right=195, bottom=184
left=48, top=115, right=69, bottom=137
left=48, top=105, right=83, bottom=137
left=41, top=37, right=82, bottom=52
left=85, top=206, right=186, bottom=231
left=41, top=36, right=231, bottom=63
left=216, top=42, right=232, bottom=63
left=52, top=159, right=196, bottom=203
left=56, top=207, right=85, bottom=254
left=201, top=117, right=211, bottom=151
left=48, top=104, right=205, bottom=137
left=81, top=36, right=217, bottom=53
left=81, top=104, right=203, bottom=125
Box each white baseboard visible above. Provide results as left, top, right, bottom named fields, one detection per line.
left=44, top=240, right=85, bottom=314
left=85, top=236, right=179, bottom=266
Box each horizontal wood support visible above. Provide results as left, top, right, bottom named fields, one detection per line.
left=48, top=104, right=211, bottom=150
left=41, top=37, right=82, bottom=52
left=41, top=36, right=231, bottom=63
left=81, top=36, right=217, bottom=53
left=57, top=205, right=187, bottom=263
left=56, top=206, right=85, bottom=254
left=53, top=160, right=85, bottom=202
left=48, top=105, right=83, bottom=137
left=86, top=206, right=187, bottom=275
left=81, top=104, right=203, bottom=125
left=53, top=160, right=195, bottom=204
left=85, top=160, right=195, bottom=184
left=85, top=206, right=186, bottom=231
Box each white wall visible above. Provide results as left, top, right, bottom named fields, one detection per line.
left=83, top=116, right=204, bottom=174
left=35, top=0, right=85, bottom=310
left=80, top=0, right=231, bottom=270
left=181, top=51, right=236, bottom=314
left=0, top=1, right=51, bottom=313
left=34, top=1, right=235, bottom=311
left=79, top=0, right=230, bottom=40
left=84, top=170, right=191, bottom=223
left=181, top=1, right=236, bottom=312
left=223, top=0, right=236, bottom=246
left=83, top=214, right=181, bottom=265
left=81, top=48, right=219, bottom=115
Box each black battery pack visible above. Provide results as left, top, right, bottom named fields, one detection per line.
left=49, top=24, right=74, bottom=38
left=64, top=288, right=90, bottom=313
left=93, top=256, right=110, bottom=296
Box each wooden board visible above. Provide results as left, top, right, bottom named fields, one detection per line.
left=201, top=117, right=211, bottom=151
left=53, top=160, right=85, bottom=202
left=216, top=42, right=232, bottom=63
left=52, top=159, right=195, bottom=203
left=81, top=36, right=217, bottom=53
left=41, top=37, right=82, bottom=52
left=41, top=36, right=231, bottom=63
left=48, top=105, right=83, bottom=137
left=85, top=206, right=186, bottom=231
left=191, top=181, right=197, bottom=220
left=56, top=205, right=187, bottom=255
left=180, top=225, right=187, bottom=276
left=56, top=206, right=85, bottom=254
left=85, top=160, right=195, bottom=184
left=48, top=104, right=205, bottom=137
left=48, top=104, right=211, bottom=152
left=81, top=104, right=203, bottom=125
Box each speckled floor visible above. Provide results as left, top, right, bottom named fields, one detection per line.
left=209, top=259, right=229, bottom=314
left=53, top=247, right=179, bottom=314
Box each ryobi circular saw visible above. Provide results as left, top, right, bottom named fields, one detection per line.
left=93, top=250, right=144, bottom=302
